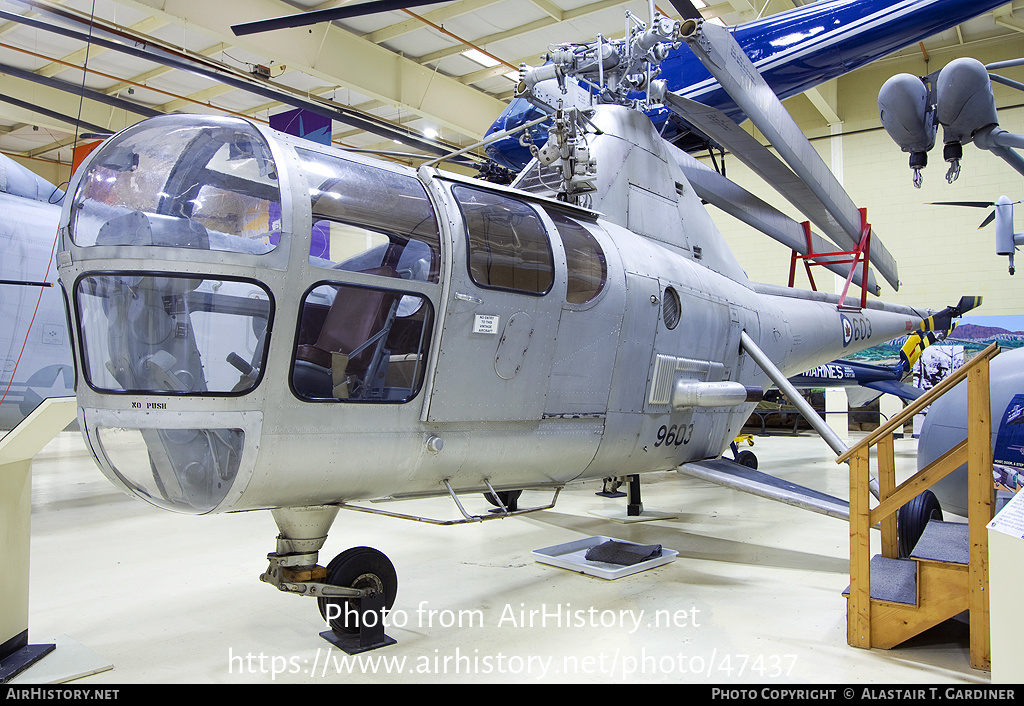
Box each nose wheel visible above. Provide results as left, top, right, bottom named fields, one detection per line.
left=316, top=546, right=398, bottom=653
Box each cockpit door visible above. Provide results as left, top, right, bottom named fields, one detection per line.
left=425, top=184, right=562, bottom=423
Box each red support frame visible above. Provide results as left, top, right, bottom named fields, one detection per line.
left=788, top=208, right=873, bottom=311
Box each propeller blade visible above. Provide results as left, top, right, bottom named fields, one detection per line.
left=232, top=0, right=449, bottom=36
left=927, top=201, right=995, bottom=208
left=664, top=93, right=880, bottom=283
left=979, top=211, right=996, bottom=228
left=667, top=0, right=705, bottom=21
left=898, top=330, right=938, bottom=373
left=919, top=296, right=982, bottom=333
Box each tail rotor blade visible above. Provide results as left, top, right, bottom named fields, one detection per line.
left=919, top=296, right=982, bottom=333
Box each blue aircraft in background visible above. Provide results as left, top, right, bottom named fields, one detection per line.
left=789, top=334, right=933, bottom=409
left=485, top=0, right=1011, bottom=170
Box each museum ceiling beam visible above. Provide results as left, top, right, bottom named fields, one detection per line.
left=993, top=4, right=1024, bottom=34
left=103, top=0, right=507, bottom=140
left=413, top=0, right=630, bottom=67
left=363, top=0, right=500, bottom=45
left=0, top=73, right=139, bottom=137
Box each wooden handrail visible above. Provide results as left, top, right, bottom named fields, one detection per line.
left=837, top=342, right=1001, bottom=464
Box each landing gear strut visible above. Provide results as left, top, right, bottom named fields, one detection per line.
left=260, top=506, right=398, bottom=653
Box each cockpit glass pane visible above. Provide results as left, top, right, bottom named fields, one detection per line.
left=452, top=185, right=553, bottom=296
left=76, top=273, right=272, bottom=395
left=292, top=281, right=432, bottom=403
left=544, top=209, right=607, bottom=304
left=71, top=115, right=281, bottom=254
left=297, top=148, right=440, bottom=282
left=95, top=425, right=244, bottom=514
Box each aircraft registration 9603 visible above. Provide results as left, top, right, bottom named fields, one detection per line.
left=52, top=10, right=969, bottom=646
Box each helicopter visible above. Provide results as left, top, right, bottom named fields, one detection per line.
left=55, top=9, right=960, bottom=650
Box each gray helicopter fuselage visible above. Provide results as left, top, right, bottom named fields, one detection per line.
left=56, top=108, right=927, bottom=515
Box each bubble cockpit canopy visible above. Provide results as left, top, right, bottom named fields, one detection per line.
left=71, top=114, right=282, bottom=254
left=65, top=115, right=283, bottom=514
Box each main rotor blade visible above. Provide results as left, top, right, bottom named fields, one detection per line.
left=664, top=93, right=852, bottom=264
left=679, top=20, right=900, bottom=291
left=671, top=145, right=880, bottom=294
left=667, top=0, right=704, bottom=21
left=232, top=0, right=449, bottom=36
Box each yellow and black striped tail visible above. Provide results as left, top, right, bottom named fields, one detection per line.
left=918, top=295, right=982, bottom=333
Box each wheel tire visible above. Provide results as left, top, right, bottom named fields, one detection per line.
left=735, top=449, right=758, bottom=470
left=317, top=546, right=398, bottom=635
left=897, top=490, right=943, bottom=558
left=483, top=489, right=522, bottom=511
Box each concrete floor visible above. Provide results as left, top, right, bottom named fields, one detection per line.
left=13, top=429, right=991, bottom=684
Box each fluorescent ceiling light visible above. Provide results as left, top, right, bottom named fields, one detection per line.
left=461, top=49, right=499, bottom=68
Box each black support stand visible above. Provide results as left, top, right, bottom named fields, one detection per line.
left=626, top=474, right=643, bottom=516
left=319, top=591, right=396, bottom=655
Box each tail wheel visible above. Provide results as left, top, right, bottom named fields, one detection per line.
left=897, top=490, right=943, bottom=558
left=735, top=449, right=758, bottom=470
left=317, top=546, right=398, bottom=635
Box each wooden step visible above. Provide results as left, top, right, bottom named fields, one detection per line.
left=844, top=521, right=971, bottom=650
left=911, top=520, right=968, bottom=565
left=843, top=556, right=916, bottom=605
left=861, top=559, right=968, bottom=649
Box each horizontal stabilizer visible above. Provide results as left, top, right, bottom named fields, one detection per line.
left=676, top=20, right=900, bottom=291
left=862, top=379, right=925, bottom=403
left=673, top=146, right=880, bottom=294
left=678, top=457, right=849, bottom=520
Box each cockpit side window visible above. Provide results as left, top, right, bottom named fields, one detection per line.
left=452, top=185, right=553, bottom=296
left=291, top=281, right=433, bottom=403
left=543, top=209, right=607, bottom=305
left=71, top=116, right=281, bottom=254
left=297, top=149, right=440, bottom=283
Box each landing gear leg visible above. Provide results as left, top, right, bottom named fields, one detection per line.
left=260, top=506, right=398, bottom=653
left=626, top=474, right=643, bottom=517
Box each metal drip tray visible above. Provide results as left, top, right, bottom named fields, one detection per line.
left=532, top=536, right=678, bottom=580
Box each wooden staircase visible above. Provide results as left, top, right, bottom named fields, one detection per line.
left=843, top=521, right=969, bottom=650
left=836, top=342, right=999, bottom=670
